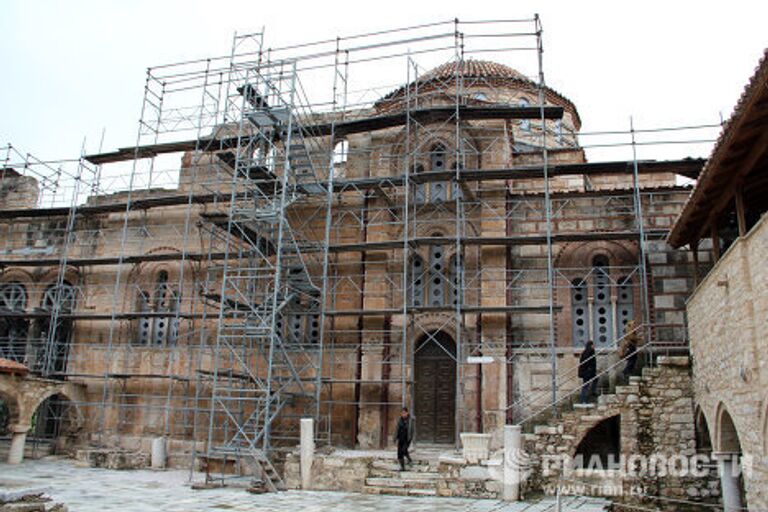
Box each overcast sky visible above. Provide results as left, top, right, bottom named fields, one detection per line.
left=1, top=1, right=766, bottom=165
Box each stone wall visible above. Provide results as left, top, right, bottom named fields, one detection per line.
left=687, top=214, right=768, bottom=510
left=521, top=357, right=720, bottom=510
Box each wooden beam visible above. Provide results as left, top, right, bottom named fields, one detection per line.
left=735, top=185, right=747, bottom=236
left=692, top=128, right=768, bottom=244
left=711, top=224, right=721, bottom=263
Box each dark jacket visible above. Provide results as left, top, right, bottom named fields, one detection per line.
left=578, top=345, right=597, bottom=380
left=394, top=415, right=415, bottom=446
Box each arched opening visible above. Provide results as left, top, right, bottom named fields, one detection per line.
left=574, top=415, right=620, bottom=470
left=35, top=282, right=76, bottom=377
left=719, top=408, right=741, bottom=454
left=29, top=393, right=80, bottom=457
left=0, top=282, right=29, bottom=363
left=137, top=271, right=179, bottom=346
left=695, top=407, right=713, bottom=454
left=717, top=406, right=748, bottom=510
left=414, top=331, right=456, bottom=444
left=333, top=140, right=348, bottom=165
left=0, top=390, right=19, bottom=437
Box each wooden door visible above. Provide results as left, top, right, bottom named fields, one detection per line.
left=414, top=333, right=456, bottom=444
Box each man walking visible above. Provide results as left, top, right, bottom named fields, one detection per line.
left=578, top=340, right=598, bottom=403
left=394, top=407, right=415, bottom=471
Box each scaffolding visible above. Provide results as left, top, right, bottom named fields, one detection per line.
left=0, top=17, right=720, bottom=486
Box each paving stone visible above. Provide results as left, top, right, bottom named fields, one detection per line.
left=0, top=458, right=609, bottom=511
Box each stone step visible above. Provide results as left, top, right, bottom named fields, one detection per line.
left=367, top=469, right=443, bottom=480
left=363, top=485, right=438, bottom=496
left=369, top=460, right=434, bottom=472
left=364, top=476, right=439, bottom=490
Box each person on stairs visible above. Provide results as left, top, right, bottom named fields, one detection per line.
left=578, top=340, right=598, bottom=404
left=620, top=320, right=640, bottom=383
left=394, top=407, right=415, bottom=471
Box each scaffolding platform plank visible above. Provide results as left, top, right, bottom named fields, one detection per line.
left=84, top=105, right=563, bottom=165
left=0, top=160, right=701, bottom=220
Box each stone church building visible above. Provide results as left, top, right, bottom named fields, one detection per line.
left=0, top=22, right=764, bottom=509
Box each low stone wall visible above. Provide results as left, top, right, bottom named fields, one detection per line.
left=284, top=448, right=505, bottom=499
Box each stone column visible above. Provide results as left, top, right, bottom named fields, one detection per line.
left=714, top=452, right=744, bottom=512
left=503, top=424, right=523, bottom=501
left=300, top=418, right=314, bottom=489
left=356, top=345, right=384, bottom=448
left=482, top=347, right=507, bottom=446
left=7, top=424, right=30, bottom=464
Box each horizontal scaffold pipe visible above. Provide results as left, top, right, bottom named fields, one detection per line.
left=0, top=161, right=703, bottom=220
left=83, top=105, right=564, bottom=164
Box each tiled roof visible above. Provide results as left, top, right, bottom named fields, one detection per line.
left=668, top=48, right=768, bottom=247
left=377, top=59, right=581, bottom=128
left=0, top=358, right=29, bottom=375
left=421, top=60, right=531, bottom=82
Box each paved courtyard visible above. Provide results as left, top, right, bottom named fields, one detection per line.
left=0, top=458, right=608, bottom=511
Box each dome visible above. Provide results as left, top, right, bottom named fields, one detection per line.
left=376, top=58, right=581, bottom=129
left=420, top=59, right=532, bottom=83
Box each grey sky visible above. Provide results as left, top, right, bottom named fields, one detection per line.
left=1, top=1, right=766, bottom=164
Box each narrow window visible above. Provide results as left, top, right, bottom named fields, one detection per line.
left=519, top=98, right=531, bottom=132
left=409, top=255, right=425, bottom=307
left=428, top=245, right=446, bottom=307
left=449, top=254, right=462, bottom=306
left=412, top=164, right=426, bottom=205
left=571, top=278, right=590, bottom=347
left=137, top=290, right=151, bottom=345
left=430, top=144, right=447, bottom=202
left=617, top=276, right=634, bottom=333
left=592, top=256, right=613, bottom=347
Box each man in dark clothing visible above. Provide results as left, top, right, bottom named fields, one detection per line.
left=620, top=321, right=640, bottom=380
left=578, top=340, right=598, bottom=404
left=394, top=407, right=415, bottom=470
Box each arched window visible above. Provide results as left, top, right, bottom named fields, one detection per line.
left=569, top=255, right=635, bottom=347
left=136, top=271, right=179, bottom=346
left=0, top=282, right=28, bottom=363
left=518, top=98, right=531, bottom=132
left=333, top=140, right=348, bottom=165
left=410, top=247, right=463, bottom=309
left=332, top=139, right=348, bottom=179
left=38, top=282, right=76, bottom=377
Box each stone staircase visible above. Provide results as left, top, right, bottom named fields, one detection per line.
left=363, top=457, right=443, bottom=496
left=518, top=357, right=709, bottom=502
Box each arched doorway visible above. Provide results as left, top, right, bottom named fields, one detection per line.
left=574, top=415, right=620, bottom=469
left=414, top=331, right=455, bottom=444
left=29, top=393, right=80, bottom=456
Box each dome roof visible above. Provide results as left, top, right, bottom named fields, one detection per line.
left=376, top=58, right=581, bottom=128
left=421, top=59, right=532, bottom=82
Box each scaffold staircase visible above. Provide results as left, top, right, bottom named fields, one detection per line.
left=201, top=45, right=326, bottom=489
